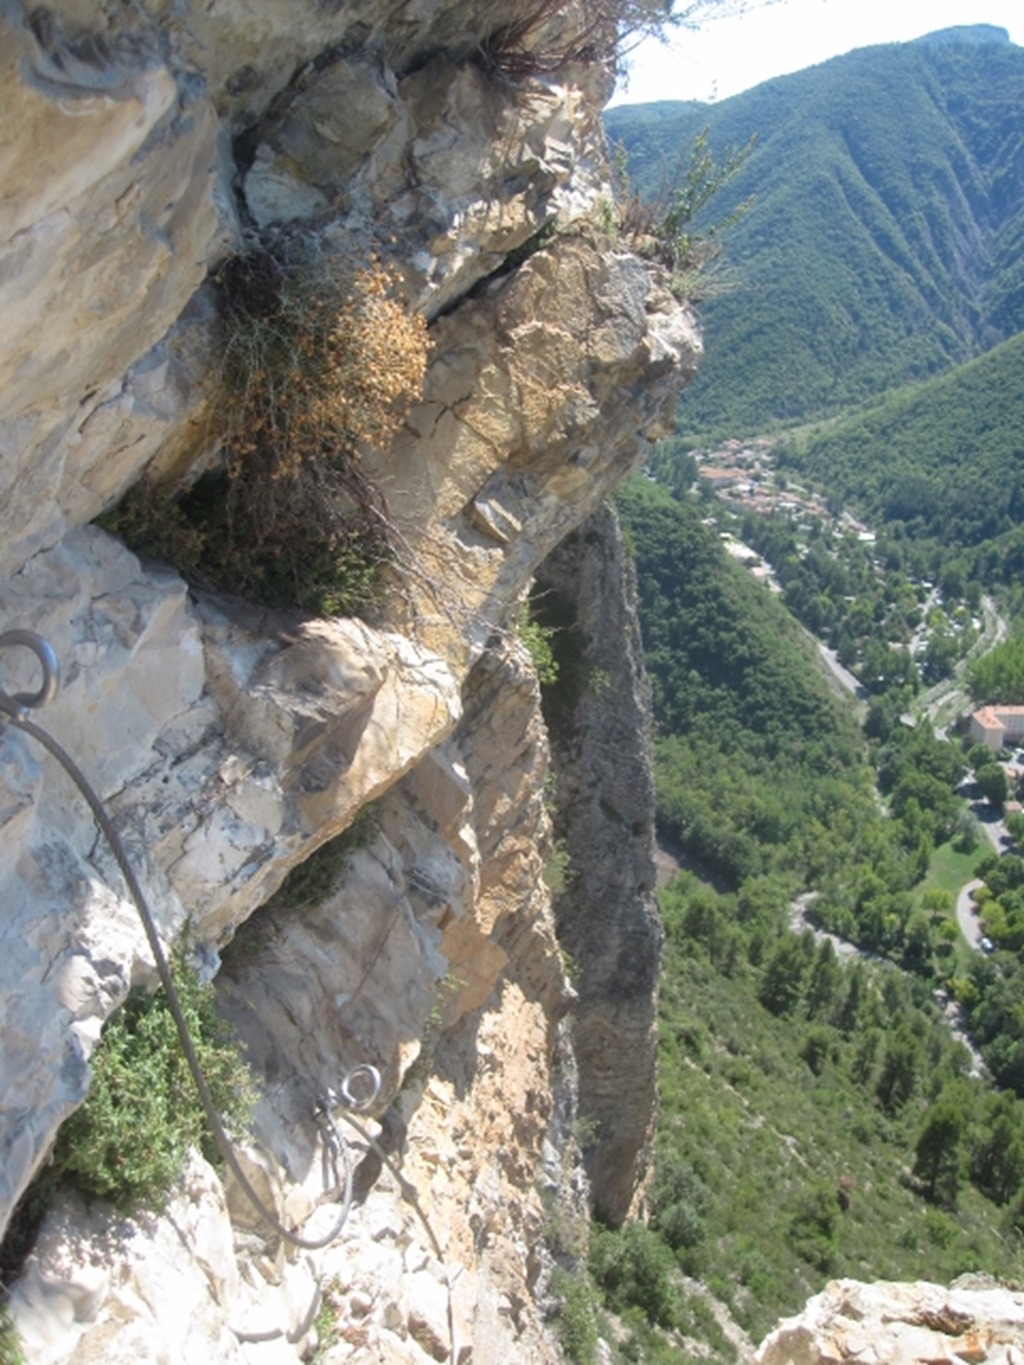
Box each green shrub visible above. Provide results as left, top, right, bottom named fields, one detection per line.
left=308, top=1277, right=344, bottom=1364
left=264, top=807, right=379, bottom=915
left=788, top=1183, right=839, bottom=1274
left=650, top=1156, right=710, bottom=1254
left=0, top=1306, right=24, bottom=1365
left=514, top=602, right=559, bottom=686
left=800, top=1026, right=836, bottom=1076
left=543, top=837, right=575, bottom=897
left=590, top=1221, right=679, bottom=1329
left=923, top=1207, right=958, bottom=1250
left=608, top=125, right=755, bottom=300
left=94, top=482, right=205, bottom=576
left=550, top=1268, right=600, bottom=1365
left=50, top=960, right=254, bottom=1210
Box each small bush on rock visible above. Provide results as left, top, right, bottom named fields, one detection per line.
left=50, top=960, right=254, bottom=1210
left=0, top=1306, right=24, bottom=1365
left=550, top=1267, right=600, bottom=1364
left=99, top=241, right=429, bottom=617
left=217, top=246, right=427, bottom=481
left=479, top=0, right=714, bottom=79
left=606, top=126, right=755, bottom=300
left=264, top=806, right=380, bottom=916
left=514, top=601, right=560, bottom=685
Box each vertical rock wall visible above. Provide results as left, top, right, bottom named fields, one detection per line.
left=536, top=504, right=663, bottom=1226
left=0, top=1, right=700, bottom=1357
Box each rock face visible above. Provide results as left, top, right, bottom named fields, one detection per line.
left=536, top=505, right=662, bottom=1225
left=0, top=0, right=699, bottom=1359
left=755, top=1277, right=1024, bottom=1365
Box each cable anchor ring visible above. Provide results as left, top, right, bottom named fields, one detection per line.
left=340, top=1063, right=381, bottom=1111
left=0, top=629, right=60, bottom=715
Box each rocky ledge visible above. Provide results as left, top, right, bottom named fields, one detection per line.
left=756, top=1276, right=1024, bottom=1365
left=0, top=1, right=698, bottom=1360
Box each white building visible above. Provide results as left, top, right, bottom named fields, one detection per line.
left=969, top=704, right=1024, bottom=753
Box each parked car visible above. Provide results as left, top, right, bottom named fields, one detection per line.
left=980, top=936, right=995, bottom=954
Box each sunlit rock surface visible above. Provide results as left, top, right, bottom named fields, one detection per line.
left=0, top=0, right=699, bottom=1357
left=756, top=1277, right=1024, bottom=1365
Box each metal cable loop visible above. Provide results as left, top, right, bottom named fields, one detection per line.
left=0, top=630, right=59, bottom=713
left=0, top=633, right=359, bottom=1250
left=1, top=635, right=459, bottom=1363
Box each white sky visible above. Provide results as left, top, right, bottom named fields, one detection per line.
left=609, top=0, right=1024, bottom=105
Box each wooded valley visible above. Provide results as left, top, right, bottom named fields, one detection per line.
left=572, top=24, right=1024, bottom=1362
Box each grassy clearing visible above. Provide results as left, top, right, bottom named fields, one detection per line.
left=916, top=839, right=986, bottom=903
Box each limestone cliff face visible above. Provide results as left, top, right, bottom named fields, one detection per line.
left=755, top=1276, right=1024, bottom=1365
left=535, top=505, right=662, bottom=1227
left=0, top=1, right=699, bottom=1360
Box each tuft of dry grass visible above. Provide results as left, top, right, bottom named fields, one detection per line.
left=101, top=241, right=429, bottom=618
left=217, top=248, right=428, bottom=482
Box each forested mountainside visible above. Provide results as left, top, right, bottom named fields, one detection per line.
left=605, top=25, right=1024, bottom=434
left=617, top=477, right=935, bottom=921
left=589, top=19, right=1024, bottom=1361
left=616, top=476, right=871, bottom=886
left=777, top=329, right=1024, bottom=588
left=603, top=477, right=1024, bottom=1354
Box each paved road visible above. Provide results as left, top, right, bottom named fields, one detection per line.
left=956, top=878, right=985, bottom=951
left=816, top=643, right=870, bottom=702
left=791, top=892, right=986, bottom=1074
left=967, top=787, right=1009, bottom=853
left=916, top=595, right=1007, bottom=734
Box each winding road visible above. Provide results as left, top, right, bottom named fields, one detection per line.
left=816, top=642, right=870, bottom=703
left=794, top=581, right=1005, bottom=1078
left=956, top=878, right=985, bottom=951
left=790, top=892, right=987, bottom=1075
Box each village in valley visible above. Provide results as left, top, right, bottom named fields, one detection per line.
left=656, top=436, right=1015, bottom=784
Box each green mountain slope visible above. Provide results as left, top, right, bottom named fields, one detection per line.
left=596, top=478, right=1024, bottom=1358
left=782, top=329, right=1024, bottom=577
left=605, top=27, right=1024, bottom=434
left=616, top=477, right=873, bottom=887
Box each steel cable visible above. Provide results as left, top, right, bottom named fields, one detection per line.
left=0, top=633, right=359, bottom=1250
left=1, top=631, right=457, bottom=1363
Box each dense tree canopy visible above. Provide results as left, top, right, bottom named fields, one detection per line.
left=780, top=333, right=1024, bottom=585
left=617, top=476, right=873, bottom=889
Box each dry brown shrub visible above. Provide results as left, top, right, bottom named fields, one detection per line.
left=201, top=243, right=430, bottom=613
left=478, top=1, right=744, bottom=79
left=100, top=244, right=429, bottom=618
left=219, top=248, right=427, bottom=482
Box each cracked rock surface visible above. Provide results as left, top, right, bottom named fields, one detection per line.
left=0, top=1, right=698, bottom=1359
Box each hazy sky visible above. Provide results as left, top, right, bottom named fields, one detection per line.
left=609, top=0, right=1024, bottom=105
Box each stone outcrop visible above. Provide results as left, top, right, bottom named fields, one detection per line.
left=535, top=504, right=662, bottom=1225
left=755, top=1276, right=1024, bottom=1365
left=375, top=237, right=696, bottom=668
left=12, top=640, right=573, bottom=1365
left=0, top=531, right=462, bottom=1228
left=0, top=0, right=699, bottom=1358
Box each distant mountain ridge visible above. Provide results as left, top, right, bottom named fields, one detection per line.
left=914, top=24, right=1011, bottom=47
left=605, top=28, right=1024, bottom=434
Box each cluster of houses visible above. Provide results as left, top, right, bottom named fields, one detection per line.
left=694, top=438, right=827, bottom=522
